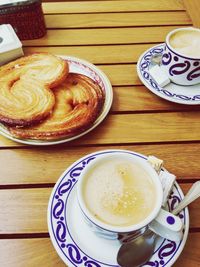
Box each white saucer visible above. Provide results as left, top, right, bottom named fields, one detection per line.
left=48, top=150, right=189, bottom=267
left=0, top=56, right=113, bottom=146
left=137, top=43, right=200, bottom=105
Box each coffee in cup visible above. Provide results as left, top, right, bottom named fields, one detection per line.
left=82, top=157, right=157, bottom=227
left=162, top=27, right=200, bottom=86
left=169, top=29, right=200, bottom=58
left=77, top=151, right=163, bottom=235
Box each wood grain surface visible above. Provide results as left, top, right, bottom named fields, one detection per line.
left=1, top=233, right=199, bottom=267
left=0, top=143, right=199, bottom=185
left=23, top=26, right=188, bottom=46
left=42, top=0, right=184, bottom=14
left=0, top=184, right=199, bottom=234
left=0, top=111, right=200, bottom=147
left=1, top=0, right=200, bottom=266
left=183, top=0, right=200, bottom=27
left=44, top=12, right=191, bottom=28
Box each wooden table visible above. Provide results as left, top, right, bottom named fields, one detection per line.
left=0, top=0, right=200, bottom=266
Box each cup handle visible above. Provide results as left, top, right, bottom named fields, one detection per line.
left=149, top=220, right=183, bottom=242
left=148, top=208, right=183, bottom=241
left=154, top=208, right=183, bottom=232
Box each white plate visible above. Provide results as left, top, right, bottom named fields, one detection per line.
left=48, top=150, right=189, bottom=267
left=0, top=56, right=113, bottom=145
left=137, top=43, right=200, bottom=105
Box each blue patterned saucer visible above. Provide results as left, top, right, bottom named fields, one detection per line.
left=47, top=150, right=189, bottom=267
left=137, top=44, right=200, bottom=105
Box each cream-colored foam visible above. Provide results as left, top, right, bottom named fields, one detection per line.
left=169, top=30, right=200, bottom=57
left=83, top=159, right=157, bottom=227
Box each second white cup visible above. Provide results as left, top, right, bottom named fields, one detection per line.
left=162, top=27, right=200, bottom=86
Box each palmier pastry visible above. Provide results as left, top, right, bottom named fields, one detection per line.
left=8, top=73, right=105, bottom=140
left=0, top=53, right=68, bottom=126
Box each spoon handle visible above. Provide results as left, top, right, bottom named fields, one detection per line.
left=172, top=180, right=200, bottom=215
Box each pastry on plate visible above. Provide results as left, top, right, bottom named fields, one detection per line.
left=8, top=73, right=105, bottom=140
left=0, top=53, right=68, bottom=126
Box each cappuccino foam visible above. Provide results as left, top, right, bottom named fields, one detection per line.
left=82, top=158, right=157, bottom=227
left=169, top=29, right=200, bottom=57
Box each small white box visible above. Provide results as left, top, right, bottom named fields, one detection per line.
left=149, top=65, right=170, bottom=87
left=0, top=24, right=24, bottom=66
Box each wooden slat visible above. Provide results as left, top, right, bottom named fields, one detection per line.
left=0, top=188, right=50, bottom=233
left=0, top=136, right=30, bottom=147
left=111, top=86, right=200, bottom=112
left=1, top=111, right=200, bottom=147
left=0, top=238, right=65, bottom=267
left=101, top=64, right=139, bottom=86
left=22, top=26, right=186, bottom=46
left=0, top=184, right=199, bottom=234
left=1, top=232, right=198, bottom=267
left=42, top=0, right=185, bottom=14
left=0, top=143, right=200, bottom=185
left=183, top=0, right=200, bottom=27
left=70, top=111, right=200, bottom=145
left=175, top=233, right=200, bottom=267
left=23, top=44, right=155, bottom=64
left=44, top=12, right=191, bottom=28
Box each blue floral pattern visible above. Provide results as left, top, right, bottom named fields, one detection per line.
left=162, top=46, right=200, bottom=82
left=138, top=44, right=200, bottom=102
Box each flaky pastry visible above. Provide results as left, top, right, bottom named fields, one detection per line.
left=0, top=53, right=68, bottom=126
left=8, top=73, right=105, bottom=140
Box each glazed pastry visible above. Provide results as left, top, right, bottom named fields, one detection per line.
left=0, top=53, right=68, bottom=126
left=9, top=73, right=105, bottom=140
left=0, top=53, right=68, bottom=88
left=0, top=78, right=55, bottom=127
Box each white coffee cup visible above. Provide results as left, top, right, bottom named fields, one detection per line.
left=162, top=27, right=200, bottom=86
left=77, top=151, right=183, bottom=241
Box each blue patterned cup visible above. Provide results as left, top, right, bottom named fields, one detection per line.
left=162, top=27, right=200, bottom=86
left=77, top=152, right=163, bottom=241
left=77, top=151, right=184, bottom=242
